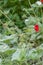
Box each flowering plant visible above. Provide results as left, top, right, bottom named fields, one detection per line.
left=0, top=0, right=43, bottom=65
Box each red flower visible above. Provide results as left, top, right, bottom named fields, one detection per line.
left=34, top=24, right=39, bottom=32
left=40, top=0, right=43, bottom=3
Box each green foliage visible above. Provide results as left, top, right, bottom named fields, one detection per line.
left=0, top=0, right=43, bottom=65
